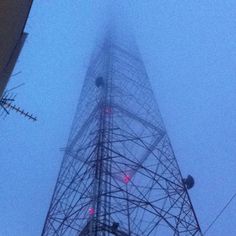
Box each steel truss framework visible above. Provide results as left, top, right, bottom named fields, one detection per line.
left=41, top=32, right=202, bottom=236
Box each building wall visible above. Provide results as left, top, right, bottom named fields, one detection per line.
left=0, top=0, right=33, bottom=97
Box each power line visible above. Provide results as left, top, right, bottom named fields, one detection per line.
left=204, top=192, right=236, bottom=235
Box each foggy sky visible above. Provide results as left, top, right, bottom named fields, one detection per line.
left=0, top=1, right=236, bottom=235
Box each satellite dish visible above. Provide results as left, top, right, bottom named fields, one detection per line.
left=95, top=76, right=104, bottom=87
left=183, top=175, right=195, bottom=190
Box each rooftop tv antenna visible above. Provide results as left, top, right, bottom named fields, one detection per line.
left=0, top=90, right=37, bottom=121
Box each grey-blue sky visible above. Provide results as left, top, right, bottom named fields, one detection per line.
left=0, top=1, right=236, bottom=235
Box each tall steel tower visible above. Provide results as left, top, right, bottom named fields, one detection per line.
left=41, top=29, right=202, bottom=235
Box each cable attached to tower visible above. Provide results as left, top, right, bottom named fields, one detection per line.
left=203, top=192, right=236, bottom=235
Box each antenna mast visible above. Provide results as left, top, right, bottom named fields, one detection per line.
left=41, top=28, right=202, bottom=235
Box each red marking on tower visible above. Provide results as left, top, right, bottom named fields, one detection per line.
left=89, top=207, right=95, bottom=216
left=124, top=174, right=131, bottom=184
left=104, top=106, right=112, bottom=114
